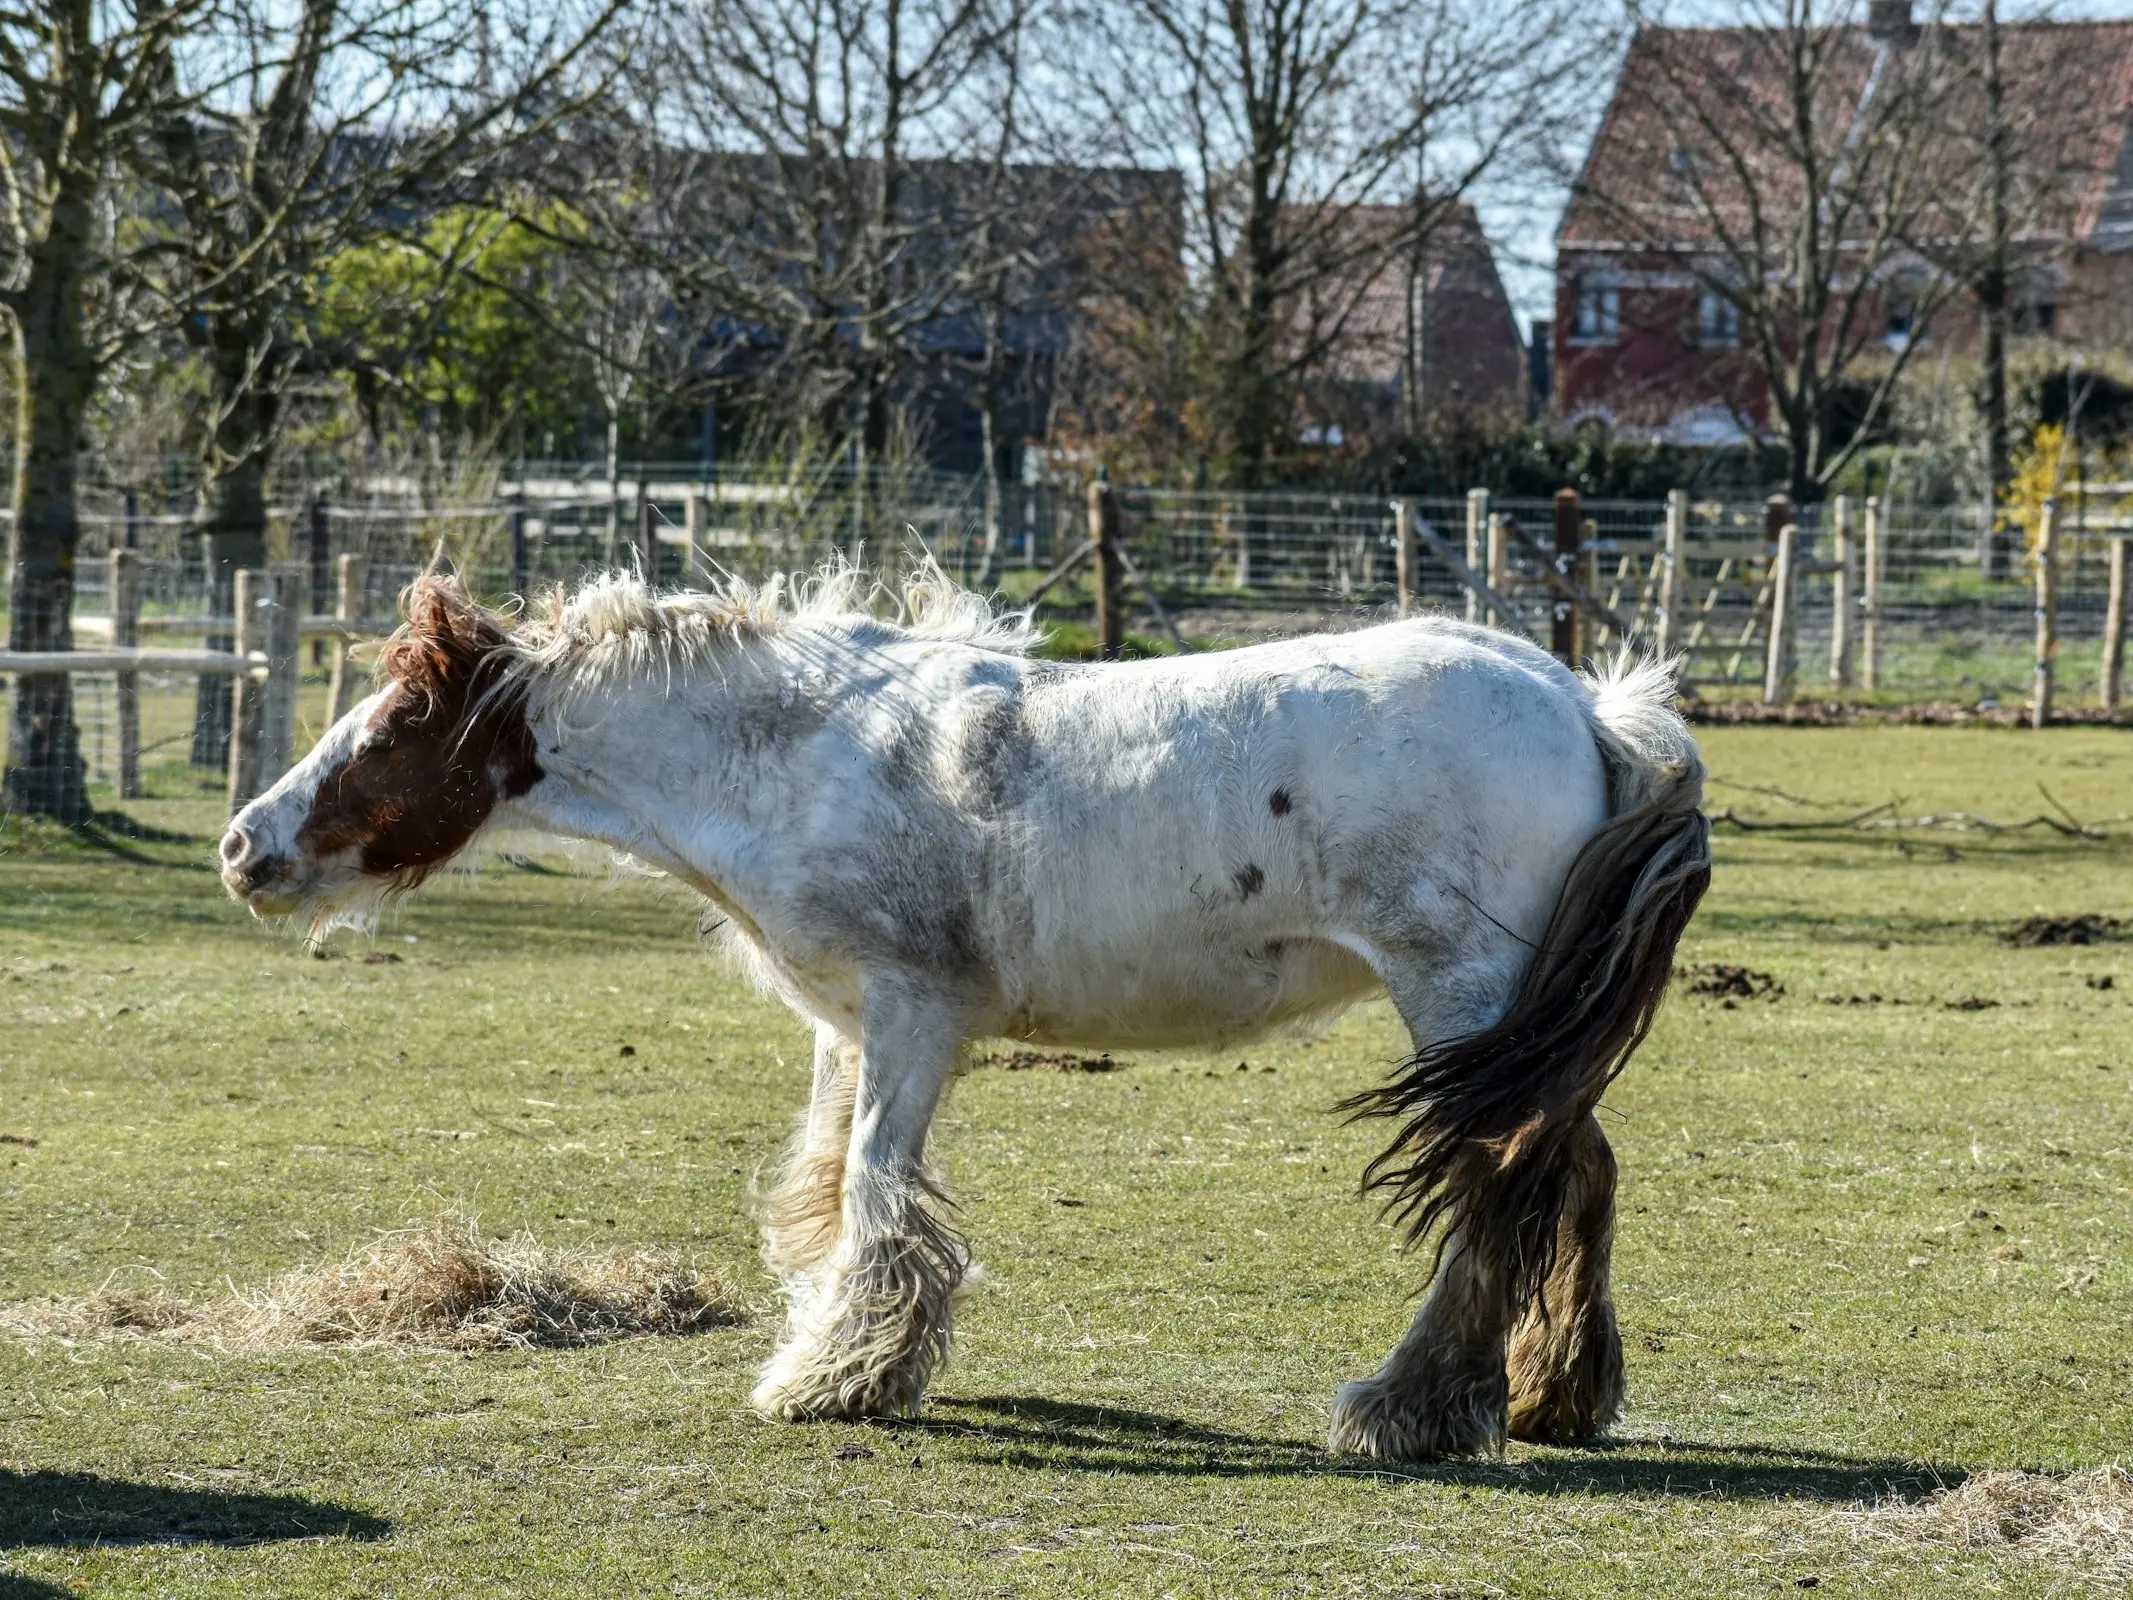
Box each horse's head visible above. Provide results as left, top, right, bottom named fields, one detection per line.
left=218, top=576, right=543, bottom=934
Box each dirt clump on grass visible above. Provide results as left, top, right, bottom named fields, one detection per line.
left=1840, top=1468, right=2133, bottom=1583
left=0, top=1218, right=748, bottom=1351
left=1677, top=963, right=1785, bottom=1002
left=2001, top=914, right=2122, bottom=947
left=974, top=1048, right=1125, bottom=1072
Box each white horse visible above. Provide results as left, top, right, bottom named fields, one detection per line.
left=218, top=566, right=1708, bottom=1459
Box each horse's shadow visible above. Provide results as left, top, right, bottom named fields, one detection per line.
left=0, top=1469, right=389, bottom=1551
left=913, top=1395, right=1958, bottom=1504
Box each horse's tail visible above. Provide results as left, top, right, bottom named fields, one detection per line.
left=1345, top=651, right=1710, bottom=1306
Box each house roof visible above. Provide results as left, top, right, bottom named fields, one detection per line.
left=1558, top=17, right=2133, bottom=255
left=1273, top=200, right=1522, bottom=403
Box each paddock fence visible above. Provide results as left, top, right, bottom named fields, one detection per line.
left=5, top=468, right=2128, bottom=818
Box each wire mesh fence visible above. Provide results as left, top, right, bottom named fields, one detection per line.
left=5, top=468, right=2127, bottom=820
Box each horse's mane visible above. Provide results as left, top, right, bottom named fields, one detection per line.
left=493, top=561, right=1037, bottom=699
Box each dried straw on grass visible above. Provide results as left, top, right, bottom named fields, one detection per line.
left=0, top=1218, right=749, bottom=1351
left=1838, top=1467, right=2133, bottom=1582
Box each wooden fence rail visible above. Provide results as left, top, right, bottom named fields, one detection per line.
left=0, top=565, right=306, bottom=816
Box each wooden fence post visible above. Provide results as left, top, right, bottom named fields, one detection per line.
left=308, top=491, right=331, bottom=668
left=1829, top=494, right=1854, bottom=687
left=1862, top=495, right=1884, bottom=692
left=326, top=553, right=367, bottom=724
left=2032, top=498, right=2058, bottom=730
left=685, top=488, right=708, bottom=586
left=1658, top=489, right=1686, bottom=658
left=1464, top=489, right=1489, bottom=622
left=110, top=548, right=141, bottom=799
left=2102, top=535, right=2128, bottom=716
left=1394, top=499, right=1418, bottom=615
left=260, top=570, right=299, bottom=781
left=1487, top=513, right=1509, bottom=627
left=1090, top=480, right=1123, bottom=660
left=1579, top=519, right=1600, bottom=654
left=638, top=495, right=660, bottom=583
left=228, top=569, right=266, bottom=811
left=1551, top=489, right=1580, bottom=664
left=510, top=496, right=529, bottom=597
left=1762, top=521, right=1797, bottom=705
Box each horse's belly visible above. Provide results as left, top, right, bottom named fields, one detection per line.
left=1001, top=933, right=1381, bottom=1051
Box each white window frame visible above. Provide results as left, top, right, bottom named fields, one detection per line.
left=1568, top=276, right=1621, bottom=346
left=1696, top=286, right=1740, bottom=348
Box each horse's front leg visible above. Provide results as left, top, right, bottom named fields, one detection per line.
left=760, top=1021, right=860, bottom=1321
left=751, top=977, right=969, bottom=1421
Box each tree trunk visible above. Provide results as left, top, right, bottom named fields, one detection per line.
left=1978, top=0, right=2012, bottom=582
left=1787, top=403, right=1818, bottom=508
left=4, top=201, right=99, bottom=823
left=604, top=409, right=621, bottom=566
left=1980, top=288, right=2010, bottom=579
left=976, top=296, right=1008, bottom=587
left=191, top=326, right=277, bottom=768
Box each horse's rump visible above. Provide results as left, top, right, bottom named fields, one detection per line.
left=1345, top=658, right=1710, bottom=1307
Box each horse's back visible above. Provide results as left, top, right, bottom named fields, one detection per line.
left=970, top=617, right=1610, bottom=1047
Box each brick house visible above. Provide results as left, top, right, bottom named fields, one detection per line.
left=1293, top=201, right=1527, bottom=446
left=1551, top=3, right=2133, bottom=444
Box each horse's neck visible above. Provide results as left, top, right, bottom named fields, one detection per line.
left=517, top=639, right=817, bottom=879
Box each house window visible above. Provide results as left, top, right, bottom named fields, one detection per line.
left=1885, top=269, right=1926, bottom=348
left=1696, top=287, right=1740, bottom=347
left=1571, top=277, right=1620, bottom=344
left=2012, top=272, right=2057, bottom=336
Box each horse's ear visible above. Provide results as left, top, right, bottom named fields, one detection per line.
left=408, top=575, right=508, bottom=652
left=383, top=576, right=507, bottom=711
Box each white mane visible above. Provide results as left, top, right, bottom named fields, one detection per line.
left=501, top=560, right=1038, bottom=697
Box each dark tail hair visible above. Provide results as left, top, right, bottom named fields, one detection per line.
left=1343, top=728, right=1710, bottom=1307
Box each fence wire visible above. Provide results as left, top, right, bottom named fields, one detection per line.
left=5, top=472, right=2126, bottom=817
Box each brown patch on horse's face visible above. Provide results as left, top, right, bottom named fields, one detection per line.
left=297, top=578, right=543, bottom=885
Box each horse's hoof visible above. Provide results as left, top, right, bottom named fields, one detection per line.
left=751, top=1346, right=925, bottom=1422
left=1506, top=1304, right=1625, bottom=1446
left=1327, top=1375, right=1507, bottom=1461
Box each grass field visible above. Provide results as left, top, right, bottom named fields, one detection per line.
left=2, top=724, right=2130, bottom=1598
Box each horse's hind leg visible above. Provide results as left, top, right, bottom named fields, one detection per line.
left=761, top=1023, right=860, bottom=1306
left=752, top=979, right=968, bottom=1422
left=1327, top=1217, right=1517, bottom=1460
left=1329, top=956, right=1522, bottom=1461
left=1506, top=1114, right=1625, bottom=1445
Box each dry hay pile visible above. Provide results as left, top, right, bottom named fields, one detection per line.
left=1839, top=1468, right=2133, bottom=1584
left=0, top=1218, right=748, bottom=1351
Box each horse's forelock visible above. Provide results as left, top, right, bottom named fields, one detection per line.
left=379, top=576, right=510, bottom=718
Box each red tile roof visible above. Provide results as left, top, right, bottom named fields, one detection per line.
left=1559, top=19, right=2133, bottom=253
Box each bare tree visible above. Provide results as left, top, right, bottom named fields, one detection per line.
left=620, top=0, right=1033, bottom=467
left=131, top=0, right=627, bottom=765
left=1, top=0, right=215, bottom=820
left=1909, top=2, right=2130, bottom=573
left=1074, top=0, right=1597, bottom=482
left=1565, top=2, right=1973, bottom=503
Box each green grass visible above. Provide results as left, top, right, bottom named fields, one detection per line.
left=2, top=727, right=2130, bottom=1597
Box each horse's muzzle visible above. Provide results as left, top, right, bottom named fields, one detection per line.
left=219, top=824, right=298, bottom=912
